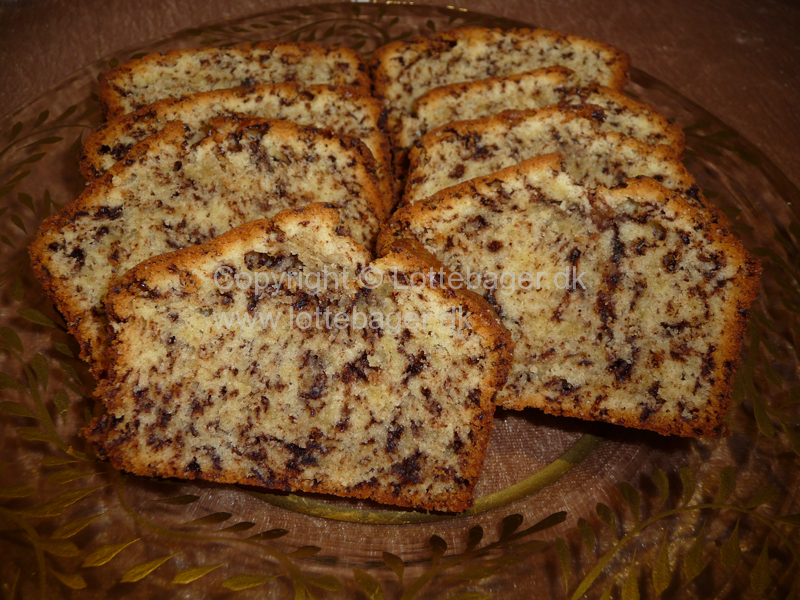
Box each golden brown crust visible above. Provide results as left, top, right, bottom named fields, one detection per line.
left=99, top=42, right=370, bottom=119
left=371, top=26, right=631, bottom=88
left=377, top=154, right=569, bottom=254
left=563, top=86, right=685, bottom=154
left=376, top=236, right=515, bottom=394
left=499, top=178, right=760, bottom=437
left=80, top=99, right=179, bottom=180
left=80, top=82, right=394, bottom=209
left=201, top=115, right=392, bottom=222
left=399, top=66, right=683, bottom=155
left=84, top=204, right=512, bottom=512
left=30, top=117, right=387, bottom=378
left=29, top=121, right=191, bottom=366
left=371, top=27, right=629, bottom=197
left=371, top=26, right=631, bottom=132
left=400, top=104, right=717, bottom=223
left=411, top=65, right=576, bottom=116
left=379, top=154, right=761, bottom=438
left=413, top=102, right=682, bottom=164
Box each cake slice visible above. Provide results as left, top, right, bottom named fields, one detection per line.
left=85, top=204, right=513, bottom=512
left=397, top=66, right=684, bottom=158
left=99, top=42, right=370, bottom=118
left=30, top=117, right=386, bottom=378
left=80, top=83, right=393, bottom=207
left=371, top=27, right=630, bottom=138
left=403, top=106, right=708, bottom=214
left=380, top=155, right=761, bottom=437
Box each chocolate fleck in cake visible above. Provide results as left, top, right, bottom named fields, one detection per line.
left=397, top=66, right=684, bottom=159
left=371, top=27, right=630, bottom=194
left=85, top=204, right=513, bottom=512
left=402, top=106, right=715, bottom=219
left=80, top=82, right=394, bottom=208
left=29, top=117, right=386, bottom=379
left=371, top=27, right=630, bottom=136
left=380, top=154, right=761, bottom=438
left=99, top=42, right=370, bottom=119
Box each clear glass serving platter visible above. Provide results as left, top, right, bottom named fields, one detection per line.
left=0, top=3, right=798, bottom=599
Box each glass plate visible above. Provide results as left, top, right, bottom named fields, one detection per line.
left=1, top=3, right=798, bottom=599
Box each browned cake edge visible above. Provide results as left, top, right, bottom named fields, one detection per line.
left=379, top=154, right=762, bottom=438
left=370, top=27, right=629, bottom=200
left=370, top=26, right=632, bottom=106
left=84, top=204, right=513, bottom=512
left=30, top=117, right=388, bottom=371
left=408, top=104, right=682, bottom=172
left=83, top=81, right=396, bottom=216
left=81, top=96, right=184, bottom=180
left=408, top=71, right=684, bottom=155
left=80, top=82, right=394, bottom=210
left=561, top=86, right=686, bottom=154
left=99, top=41, right=371, bottom=119
left=410, top=65, right=576, bottom=116
left=29, top=120, right=192, bottom=366
left=192, top=113, right=391, bottom=222
left=402, top=104, right=714, bottom=221
left=379, top=236, right=515, bottom=385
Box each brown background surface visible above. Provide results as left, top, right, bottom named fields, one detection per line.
left=1, top=0, right=799, bottom=191
left=0, top=3, right=797, bottom=598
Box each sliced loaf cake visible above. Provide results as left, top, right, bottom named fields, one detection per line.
left=371, top=27, right=631, bottom=137
left=99, top=42, right=370, bottom=118
left=85, top=204, right=513, bottom=512
left=403, top=106, right=708, bottom=214
left=397, top=67, right=684, bottom=157
left=81, top=83, right=393, bottom=207
left=380, top=155, right=761, bottom=437
left=30, top=117, right=386, bottom=378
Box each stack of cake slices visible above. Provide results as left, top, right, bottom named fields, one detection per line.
left=29, top=29, right=760, bottom=512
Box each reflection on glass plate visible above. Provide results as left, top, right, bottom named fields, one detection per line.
left=0, top=3, right=798, bottom=599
